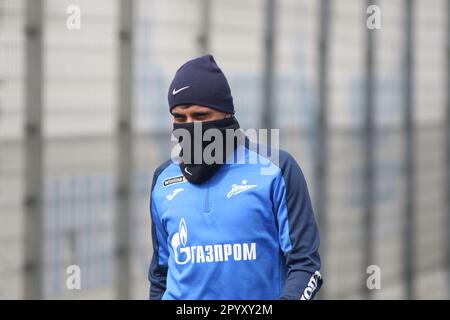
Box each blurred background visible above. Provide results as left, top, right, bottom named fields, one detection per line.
left=0, top=0, right=449, bottom=299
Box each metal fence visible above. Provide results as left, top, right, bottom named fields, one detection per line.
left=0, top=0, right=449, bottom=299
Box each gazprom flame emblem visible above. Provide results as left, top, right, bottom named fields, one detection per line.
left=179, top=218, right=187, bottom=246
left=171, top=218, right=190, bottom=265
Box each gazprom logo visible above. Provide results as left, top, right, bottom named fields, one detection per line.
left=170, top=218, right=257, bottom=265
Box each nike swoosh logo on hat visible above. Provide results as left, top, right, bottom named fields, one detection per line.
left=172, top=86, right=190, bottom=95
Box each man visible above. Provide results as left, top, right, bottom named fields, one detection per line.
left=149, top=54, right=322, bottom=300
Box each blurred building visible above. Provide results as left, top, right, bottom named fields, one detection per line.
left=0, top=0, right=448, bottom=299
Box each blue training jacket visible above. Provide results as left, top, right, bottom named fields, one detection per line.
left=149, top=142, right=322, bottom=300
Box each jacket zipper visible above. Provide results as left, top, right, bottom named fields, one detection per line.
left=204, top=179, right=211, bottom=213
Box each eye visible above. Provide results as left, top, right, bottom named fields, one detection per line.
left=173, top=114, right=186, bottom=122
left=192, top=112, right=210, bottom=119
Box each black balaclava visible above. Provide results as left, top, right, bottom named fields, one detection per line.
left=173, top=116, right=242, bottom=184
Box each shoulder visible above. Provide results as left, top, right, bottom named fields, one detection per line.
left=245, top=141, right=303, bottom=176
left=277, top=149, right=304, bottom=178
left=150, top=159, right=180, bottom=191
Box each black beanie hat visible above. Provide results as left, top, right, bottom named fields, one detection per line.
left=168, top=54, right=235, bottom=114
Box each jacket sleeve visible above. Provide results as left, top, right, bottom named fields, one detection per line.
left=148, top=169, right=170, bottom=300
left=273, top=151, right=323, bottom=300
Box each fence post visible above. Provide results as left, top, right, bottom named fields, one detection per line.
left=445, top=0, right=450, bottom=301
left=116, top=0, right=135, bottom=300
left=315, top=0, right=331, bottom=299
left=403, top=0, right=415, bottom=300
left=362, top=0, right=376, bottom=300
left=23, top=0, right=44, bottom=300
left=261, top=0, right=276, bottom=135
left=198, top=0, right=211, bottom=55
